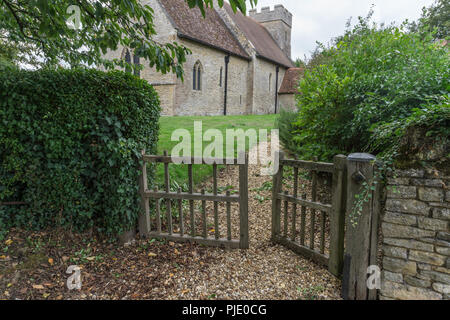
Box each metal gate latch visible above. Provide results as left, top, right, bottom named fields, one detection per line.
left=352, top=170, right=366, bottom=184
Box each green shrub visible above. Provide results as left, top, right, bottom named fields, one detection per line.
left=0, top=68, right=160, bottom=238
left=370, top=99, right=450, bottom=163
left=280, top=14, right=449, bottom=161
left=277, top=108, right=301, bottom=157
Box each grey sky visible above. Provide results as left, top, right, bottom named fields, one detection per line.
left=253, top=0, right=435, bottom=60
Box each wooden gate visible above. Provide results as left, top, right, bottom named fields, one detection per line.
left=271, top=153, right=347, bottom=277
left=138, top=151, right=249, bottom=249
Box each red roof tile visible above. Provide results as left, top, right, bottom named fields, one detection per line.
left=278, top=68, right=304, bottom=94
left=159, top=0, right=250, bottom=60
left=223, top=3, right=294, bottom=68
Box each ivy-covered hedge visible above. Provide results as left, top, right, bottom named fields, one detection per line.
left=0, top=68, right=160, bottom=238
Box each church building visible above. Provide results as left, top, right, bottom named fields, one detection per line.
left=104, top=0, right=300, bottom=116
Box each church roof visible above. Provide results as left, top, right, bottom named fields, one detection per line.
left=278, top=68, right=304, bottom=94
left=223, top=3, right=294, bottom=68
left=158, top=0, right=250, bottom=60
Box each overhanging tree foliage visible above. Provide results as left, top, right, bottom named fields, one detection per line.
left=410, top=0, right=449, bottom=39
left=0, top=0, right=257, bottom=77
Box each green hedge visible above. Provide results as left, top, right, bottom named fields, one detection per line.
left=278, top=16, right=449, bottom=162
left=0, top=68, right=160, bottom=238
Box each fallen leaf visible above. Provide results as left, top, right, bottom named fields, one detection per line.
left=169, top=273, right=174, bottom=278
left=48, top=258, right=54, bottom=265
left=56, top=295, right=63, bottom=300
left=86, top=256, right=95, bottom=261
left=169, top=242, right=175, bottom=246
left=32, top=284, right=44, bottom=290
left=5, top=239, right=13, bottom=246
left=43, top=293, right=50, bottom=299
left=148, top=252, right=157, bottom=257
left=62, top=256, right=69, bottom=262
left=0, top=255, right=6, bottom=259
left=174, top=249, right=180, bottom=255
left=181, top=289, right=190, bottom=294
left=7, top=283, right=12, bottom=288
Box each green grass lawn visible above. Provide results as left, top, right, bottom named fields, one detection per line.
left=154, top=114, right=278, bottom=190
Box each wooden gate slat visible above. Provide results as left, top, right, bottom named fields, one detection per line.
left=178, top=188, right=184, bottom=237
left=300, top=193, right=307, bottom=246
left=310, top=168, right=317, bottom=250
left=226, top=191, right=232, bottom=241
left=283, top=191, right=289, bottom=238
left=292, top=167, right=298, bottom=240
left=145, top=191, right=239, bottom=202
left=188, top=164, right=195, bottom=237
left=280, top=159, right=334, bottom=173
left=201, top=189, right=207, bottom=239
left=277, top=194, right=331, bottom=212
left=320, top=210, right=326, bottom=254
left=213, top=164, right=220, bottom=240
left=155, top=187, right=162, bottom=233
left=164, top=150, right=173, bottom=235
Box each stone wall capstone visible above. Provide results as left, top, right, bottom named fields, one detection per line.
left=380, top=167, right=450, bottom=300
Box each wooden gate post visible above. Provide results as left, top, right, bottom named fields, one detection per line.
left=342, top=153, right=380, bottom=300
left=138, top=149, right=151, bottom=238
left=239, top=152, right=249, bottom=249
left=328, top=155, right=347, bottom=277
left=120, top=151, right=150, bottom=244
left=271, top=151, right=284, bottom=242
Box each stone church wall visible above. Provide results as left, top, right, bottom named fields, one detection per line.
left=101, top=0, right=290, bottom=117
left=278, top=94, right=296, bottom=112
left=102, top=0, right=178, bottom=115
left=173, top=39, right=249, bottom=116
left=252, top=58, right=287, bottom=114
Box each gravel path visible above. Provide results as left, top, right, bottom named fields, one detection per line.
left=161, top=146, right=342, bottom=300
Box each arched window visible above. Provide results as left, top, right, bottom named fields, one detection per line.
left=193, top=65, right=197, bottom=90
left=197, top=66, right=202, bottom=90
left=193, top=61, right=202, bottom=91
left=133, top=53, right=140, bottom=77
left=122, top=48, right=140, bottom=77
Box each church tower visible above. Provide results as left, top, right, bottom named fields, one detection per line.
left=249, top=5, right=292, bottom=59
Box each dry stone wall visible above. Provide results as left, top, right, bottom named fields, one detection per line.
left=380, top=167, right=450, bottom=300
